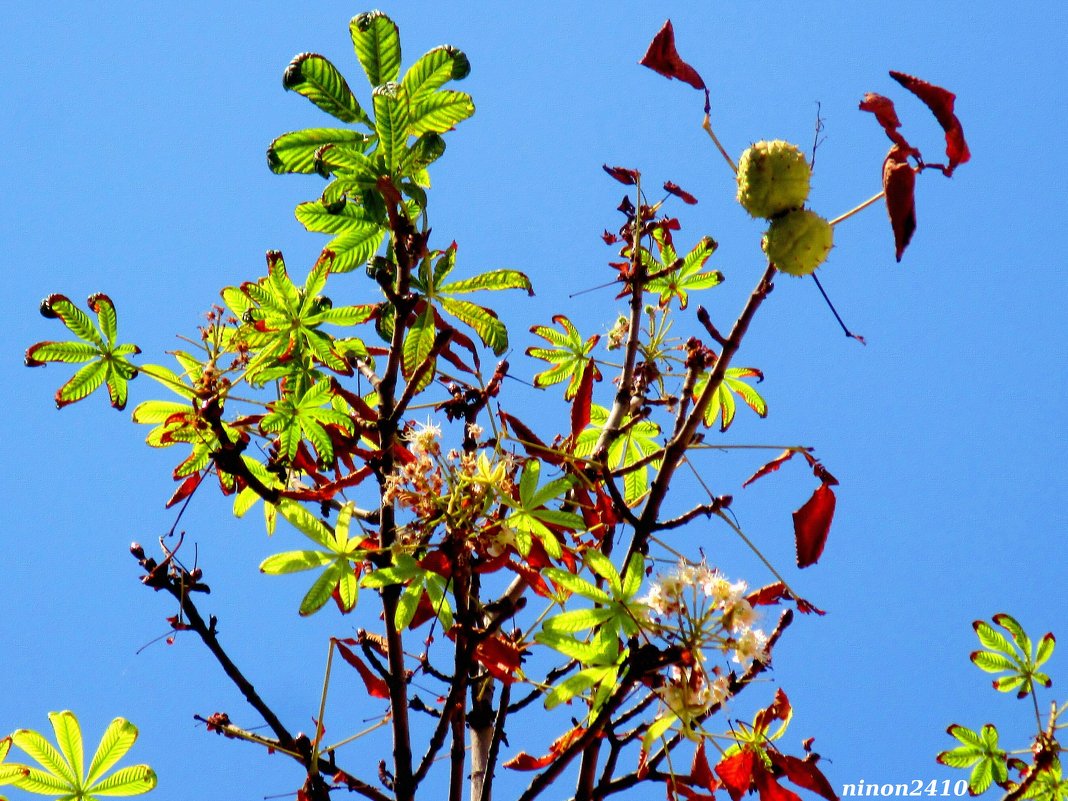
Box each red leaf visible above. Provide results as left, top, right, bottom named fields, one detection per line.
left=504, top=726, right=585, bottom=770
left=747, top=582, right=827, bottom=616
left=793, top=483, right=836, bottom=568
left=570, top=359, right=596, bottom=441
left=472, top=633, right=525, bottom=683
left=859, top=93, right=913, bottom=152
left=166, top=472, right=204, bottom=508
left=334, top=641, right=390, bottom=699
left=663, top=181, right=698, bottom=205
left=690, top=741, right=720, bottom=794
left=768, top=753, right=839, bottom=801
left=883, top=145, right=918, bottom=262
left=499, top=412, right=564, bottom=465
left=603, top=165, right=640, bottom=185
left=742, top=449, right=798, bottom=488
left=754, top=768, right=803, bottom=801
left=889, top=71, right=970, bottom=175
left=639, top=20, right=710, bottom=112
left=715, top=750, right=756, bottom=801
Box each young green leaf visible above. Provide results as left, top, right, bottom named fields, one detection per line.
left=936, top=724, right=1007, bottom=795
left=27, top=294, right=141, bottom=411
left=268, top=128, right=373, bottom=174
left=282, top=53, right=370, bottom=126
left=350, top=11, right=402, bottom=88
left=527, top=316, right=602, bottom=400
left=9, top=712, right=155, bottom=800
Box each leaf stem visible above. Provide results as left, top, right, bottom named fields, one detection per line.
left=701, top=115, right=737, bottom=175
left=829, top=190, right=885, bottom=227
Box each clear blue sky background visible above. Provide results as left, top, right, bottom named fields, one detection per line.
left=3, top=2, right=1066, bottom=799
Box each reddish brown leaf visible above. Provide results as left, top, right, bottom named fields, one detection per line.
left=715, top=749, right=756, bottom=801
left=883, top=145, right=917, bottom=262
left=334, top=641, right=390, bottom=699
left=793, top=483, right=836, bottom=568
left=663, top=181, right=698, bottom=205
left=639, top=21, right=710, bottom=112
left=768, top=753, right=838, bottom=801
left=504, top=726, right=585, bottom=770
left=166, top=472, right=204, bottom=508
left=746, top=582, right=827, bottom=616
left=859, top=93, right=913, bottom=152
left=603, top=165, right=640, bottom=185
left=570, top=359, right=596, bottom=441
left=742, top=449, right=798, bottom=488
left=889, top=71, right=970, bottom=175
left=499, top=412, right=564, bottom=465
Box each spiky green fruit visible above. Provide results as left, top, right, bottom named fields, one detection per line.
left=736, top=140, right=811, bottom=219
left=763, top=209, right=833, bottom=276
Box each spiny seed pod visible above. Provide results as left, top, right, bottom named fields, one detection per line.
left=736, top=140, right=811, bottom=219
left=763, top=209, right=833, bottom=277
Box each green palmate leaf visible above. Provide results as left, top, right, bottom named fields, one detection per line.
left=11, top=712, right=155, bottom=800
left=268, top=128, right=373, bottom=174
left=974, top=620, right=1015, bottom=655
left=527, top=316, right=601, bottom=399
left=584, top=550, right=622, bottom=596
left=402, top=45, right=470, bottom=106
left=372, top=82, right=410, bottom=173
left=260, top=550, right=335, bottom=574
left=439, top=269, right=533, bottom=296
left=542, top=607, right=616, bottom=633
left=314, top=143, right=381, bottom=183
left=300, top=560, right=348, bottom=615
left=534, top=629, right=617, bottom=665
left=350, top=11, right=402, bottom=87
left=441, top=298, right=507, bottom=355
left=994, top=613, right=1032, bottom=655
left=282, top=53, right=369, bottom=126
left=25, top=341, right=99, bottom=364
left=295, top=201, right=385, bottom=272
left=544, top=665, right=615, bottom=711
left=937, top=724, right=1007, bottom=795
left=85, top=764, right=157, bottom=796
left=1035, top=632, right=1056, bottom=667
left=402, top=305, right=437, bottom=390
left=85, top=719, right=137, bottom=787
left=409, top=90, right=474, bottom=136
left=542, top=568, right=611, bottom=605
left=396, top=133, right=446, bottom=180
left=971, top=651, right=1018, bottom=673
left=696, top=367, right=767, bottom=431
left=57, top=359, right=108, bottom=407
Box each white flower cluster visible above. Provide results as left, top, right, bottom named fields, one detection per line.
left=641, top=560, right=770, bottom=722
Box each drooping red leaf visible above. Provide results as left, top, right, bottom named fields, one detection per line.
left=793, top=483, right=836, bottom=568
left=754, top=768, right=804, bottom=801
left=768, top=753, right=839, bottom=801
left=715, top=749, right=756, bottom=801
left=504, top=726, right=586, bottom=770
left=166, top=471, right=204, bottom=508
left=639, top=21, right=710, bottom=112
left=889, top=71, right=970, bottom=175
left=858, top=93, right=912, bottom=152
left=742, top=449, right=798, bottom=488
left=570, top=359, right=596, bottom=441
left=690, top=741, right=720, bottom=794
left=419, top=549, right=452, bottom=578
left=883, top=144, right=917, bottom=262
left=499, top=411, right=564, bottom=465
left=334, top=641, right=390, bottom=699
left=663, top=181, right=698, bottom=205
left=603, top=165, right=641, bottom=186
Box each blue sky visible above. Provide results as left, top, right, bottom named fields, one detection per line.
left=3, top=2, right=1066, bottom=799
